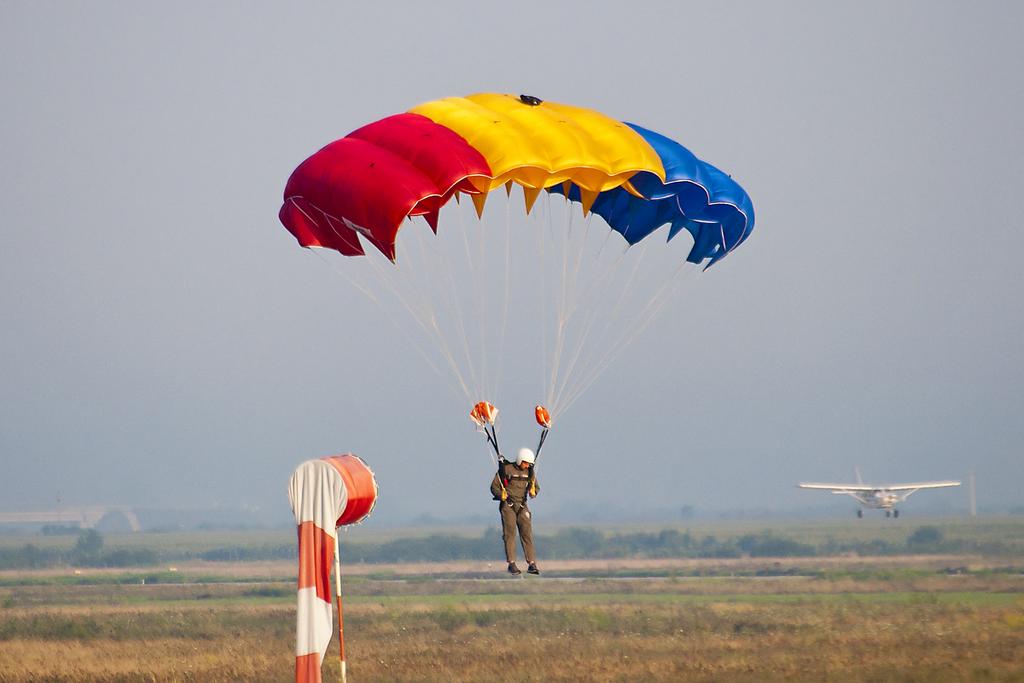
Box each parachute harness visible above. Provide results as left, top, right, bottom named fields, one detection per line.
left=474, top=403, right=550, bottom=503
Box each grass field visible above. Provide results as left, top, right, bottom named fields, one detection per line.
left=1, top=519, right=1022, bottom=681
left=2, top=558, right=1023, bottom=682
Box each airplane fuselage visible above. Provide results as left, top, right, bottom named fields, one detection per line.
left=857, top=490, right=900, bottom=509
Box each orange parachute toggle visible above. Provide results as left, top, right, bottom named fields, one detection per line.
left=469, top=401, right=498, bottom=426
left=535, top=405, right=551, bottom=429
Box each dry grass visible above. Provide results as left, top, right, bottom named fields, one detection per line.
left=1, top=565, right=1022, bottom=682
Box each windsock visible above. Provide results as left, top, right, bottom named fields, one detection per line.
left=288, top=454, right=378, bottom=683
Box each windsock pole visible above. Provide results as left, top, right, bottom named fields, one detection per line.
left=333, top=532, right=347, bottom=683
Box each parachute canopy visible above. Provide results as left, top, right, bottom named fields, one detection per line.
left=279, top=93, right=757, bottom=420
left=280, top=93, right=754, bottom=267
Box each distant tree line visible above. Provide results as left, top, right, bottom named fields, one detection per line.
left=0, top=524, right=1015, bottom=570
left=191, top=525, right=1017, bottom=563
left=0, top=529, right=156, bottom=570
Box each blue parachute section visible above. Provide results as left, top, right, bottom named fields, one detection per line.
left=549, top=123, right=755, bottom=268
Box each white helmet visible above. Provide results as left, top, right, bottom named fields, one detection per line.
left=516, top=448, right=535, bottom=465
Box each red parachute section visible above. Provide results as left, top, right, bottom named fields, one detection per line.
left=280, top=113, right=491, bottom=261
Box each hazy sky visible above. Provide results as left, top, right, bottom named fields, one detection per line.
left=2, top=2, right=1021, bottom=524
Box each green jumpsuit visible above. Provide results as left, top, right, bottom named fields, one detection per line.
left=490, top=460, right=539, bottom=564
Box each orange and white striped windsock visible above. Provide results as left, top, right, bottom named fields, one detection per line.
left=288, top=454, right=378, bottom=683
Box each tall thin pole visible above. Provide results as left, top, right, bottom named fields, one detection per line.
left=969, top=470, right=977, bottom=518
left=334, top=530, right=346, bottom=683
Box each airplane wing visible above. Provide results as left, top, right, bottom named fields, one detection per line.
left=798, top=483, right=877, bottom=491
left=875, top=481, right=961, bottom=491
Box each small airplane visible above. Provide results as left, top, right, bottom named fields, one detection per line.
left=798, top=471, right=960, bottom=518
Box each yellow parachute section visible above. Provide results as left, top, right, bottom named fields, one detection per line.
left=409, top=93, right=665, bottom=214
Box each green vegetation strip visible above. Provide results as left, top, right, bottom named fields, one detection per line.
left=354, top=591, right=1022, bottom=607
left=4, top=517, right=1024, bottom=570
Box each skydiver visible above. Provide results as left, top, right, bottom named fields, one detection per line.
left=490, top=447, right=540, bottom=575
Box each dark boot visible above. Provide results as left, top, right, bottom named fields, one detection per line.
left=527, top=563, right=540, bottom=575
left=507, top=562, right=522, bottom=575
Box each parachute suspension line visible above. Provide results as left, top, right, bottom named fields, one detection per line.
left=432, top=203, right=483, bottom=400
left=561, top=239, right=655, bottom=405
left=552, top=208, right=596, bottom=407
left=594, top=222, right=616, bottom=260
left=545, top=196, right=569, bottom=408
left=545, top=192, right=574, bottom=409
left=548, top=192, right=573, bottom=409
left=309, top=248, right=456, bottom=398
left=558, top=261, right=698, bottom=417
left=550, top=239, right=647, bottom=416
left=566, top=211, right=595, bottom=320
left=542, top=220, right=625, bottom=414
left=558, top=263, right=691, bottom=417
left=482, top=432, right=500, bottom=467
left=421, top=206, right=495, bottom=405
left=451, top=198, right=485, bottom=400
left=545, top=188, right=559, bottom=243
left=473, top=414, right=502, bottom=467
left=538, top=191, right=550, bottom=403
left=472, top=194, right=489, bottom=401
left=362, top=242, right=474, bottom=403
left=456, top=194, right=487, bottom=403
left=311, top=218, right=471, bottom=402
left=547, top=218, right=627, bottom=416
left=491, top=193, right=514, bottom=407
left=395, top=229, right=476, bottom=402
left=379, top=218, right=476, bottom=403
left=561, top=230, right=626, bottom=328
left=550, top=236, right=649, bottom=415
left=545, top=224, right=630, bottom=389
